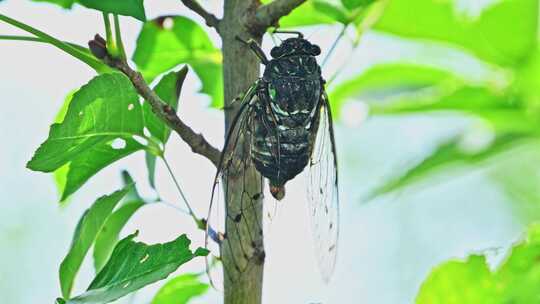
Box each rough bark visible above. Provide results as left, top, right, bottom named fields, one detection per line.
left=221, top=1, right=265, bottom=303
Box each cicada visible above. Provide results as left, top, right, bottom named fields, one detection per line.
left=206, top=31, right=339, bottom=285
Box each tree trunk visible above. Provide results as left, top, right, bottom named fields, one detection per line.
left=221, top=1, right=265, bottom=303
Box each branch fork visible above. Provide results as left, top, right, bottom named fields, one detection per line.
left=179, top=0, right=307, bottom=36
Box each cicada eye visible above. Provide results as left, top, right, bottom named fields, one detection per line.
left=310, top=45, right=321, bottom=56
left=271, top=46, right=284, bottom=58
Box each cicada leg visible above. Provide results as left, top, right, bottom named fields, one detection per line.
left=235, top=36, right=269, bottom=65
left=272, top=29, right=304, bottom=38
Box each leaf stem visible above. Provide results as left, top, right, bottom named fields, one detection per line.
left=161, top=156, right=203, bottom=229
left=113, top=15, right=127, bottom=60
left=0, top=35, right=91, bottom=53
left=0, top=14, right=108, bottom=73
left=322, top=25, right=347, bottom=68
left=103, top=13, right=118, bottom=57
left=103, top=13, right=113, bottom=45
left=0, top=35, right=42, bottom=42
left=157, top=200, right=190, bottom=215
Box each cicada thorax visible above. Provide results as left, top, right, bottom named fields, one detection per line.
left=250, top=50, right=323, bottom=198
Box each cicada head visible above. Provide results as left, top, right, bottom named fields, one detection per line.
left=270, top=37, right=321, bottom=59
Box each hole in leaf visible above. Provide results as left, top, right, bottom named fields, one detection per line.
left=143, top=127, right=151, bottom=138
left=139, top=253, right=150, bottom=263
left=78, top=111, right=84, bottom=116
left=163, top=17, right=174, bottom=30
left=128, top=103, right=134, bottom=111
left=111, top=138, right=126, bottom=150
left=133, top=135, right=149, bottom=146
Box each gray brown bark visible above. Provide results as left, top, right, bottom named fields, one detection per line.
left=221, top=1, right=265, bottom=303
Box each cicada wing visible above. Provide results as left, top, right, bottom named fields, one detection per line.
left=307, top=92, right=340, bottom=282
left=205, top=85, right=263, bottom=289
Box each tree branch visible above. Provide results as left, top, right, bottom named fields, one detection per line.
left=180, top=0, right=221, bottom=31
left=89, top=35, right=221, bottom=167
left=252, top=0, right=306, bottom=32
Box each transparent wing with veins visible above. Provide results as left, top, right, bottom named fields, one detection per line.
left=205, top=84, right=264, bottom=289
left=307, top=92, right=340, bottom=282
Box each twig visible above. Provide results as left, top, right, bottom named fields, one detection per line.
left=252, top=0, right=306, bottom=32
left=327, top=0, right=390, bottom=85
left=180, top=0, right=221, bottom=31
left=158, top=200, right=190, bottom=215
left=162, top=156, right=200, bottom=225
left=321, top=25, right=347, bottom=68
left=88, top=34, right=221, bottom=167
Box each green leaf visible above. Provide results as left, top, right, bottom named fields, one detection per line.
left=54, top=164, right=70, bottom=200
left=190, top=61, right=224, bottom=108
left=59, top=187, right=131, bottom=299
left=364, top=82, right=539, bottom=135
left=370, top=86, right=518, bottom=116
left=277, top=0, right=349, bottom=27
left=133, top=16, right=223, bottom=107
left=93, top=202, right=145, bottom=272
left=416, top=223, right=540, bottom=303
left=93, top=172, right=147, bottom=272
left=330, top=64, right=538, bottom=134
left=62, top=140, right=145, bottom=200
left=31, top=0, right=146, bottom=21
left=27, top=73, right=143, bottom=171
left=52, top=91, right=75, bottom=200
left=310, top=1, right=349, bottom=24
left=66, top=233, right=209, bottom=304
left=151, top=274, right=209, bottom=304
left=121, top=170, right=144, bottom=203
left=373, top=0, right=538, bottom=66
left=418, top=255, right=498, bottom=303
left=78, top=0, right=146, bottom=21
left=31, top=68, right=186, bottom=201
left=31, top=0, right=76, bottom=9
left=341, top=0, right=376, bottom=11
left=328, top=63, right=462, bottom=116
left=490, top=144, right=540, bottom=221
left=27, top=73, right=147, bottom=200
left=143, top=67, right=188, bottom=144
left=145, top=152, right=157, bottom=189
left=367, top=133, right=528, bottom=200
left=514, top=51, right=540, bottom=109
left=0, top=14, right=108, bottom=73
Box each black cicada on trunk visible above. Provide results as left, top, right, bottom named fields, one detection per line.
left=206, top=31, right=339, bottom=284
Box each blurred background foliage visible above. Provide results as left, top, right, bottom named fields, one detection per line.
left=2, top=0, right=540, bottom=302
left=417, top=223, right=540, bottom=303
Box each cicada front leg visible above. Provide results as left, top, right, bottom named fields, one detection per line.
left=235, top=36, right=269, bottom=65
